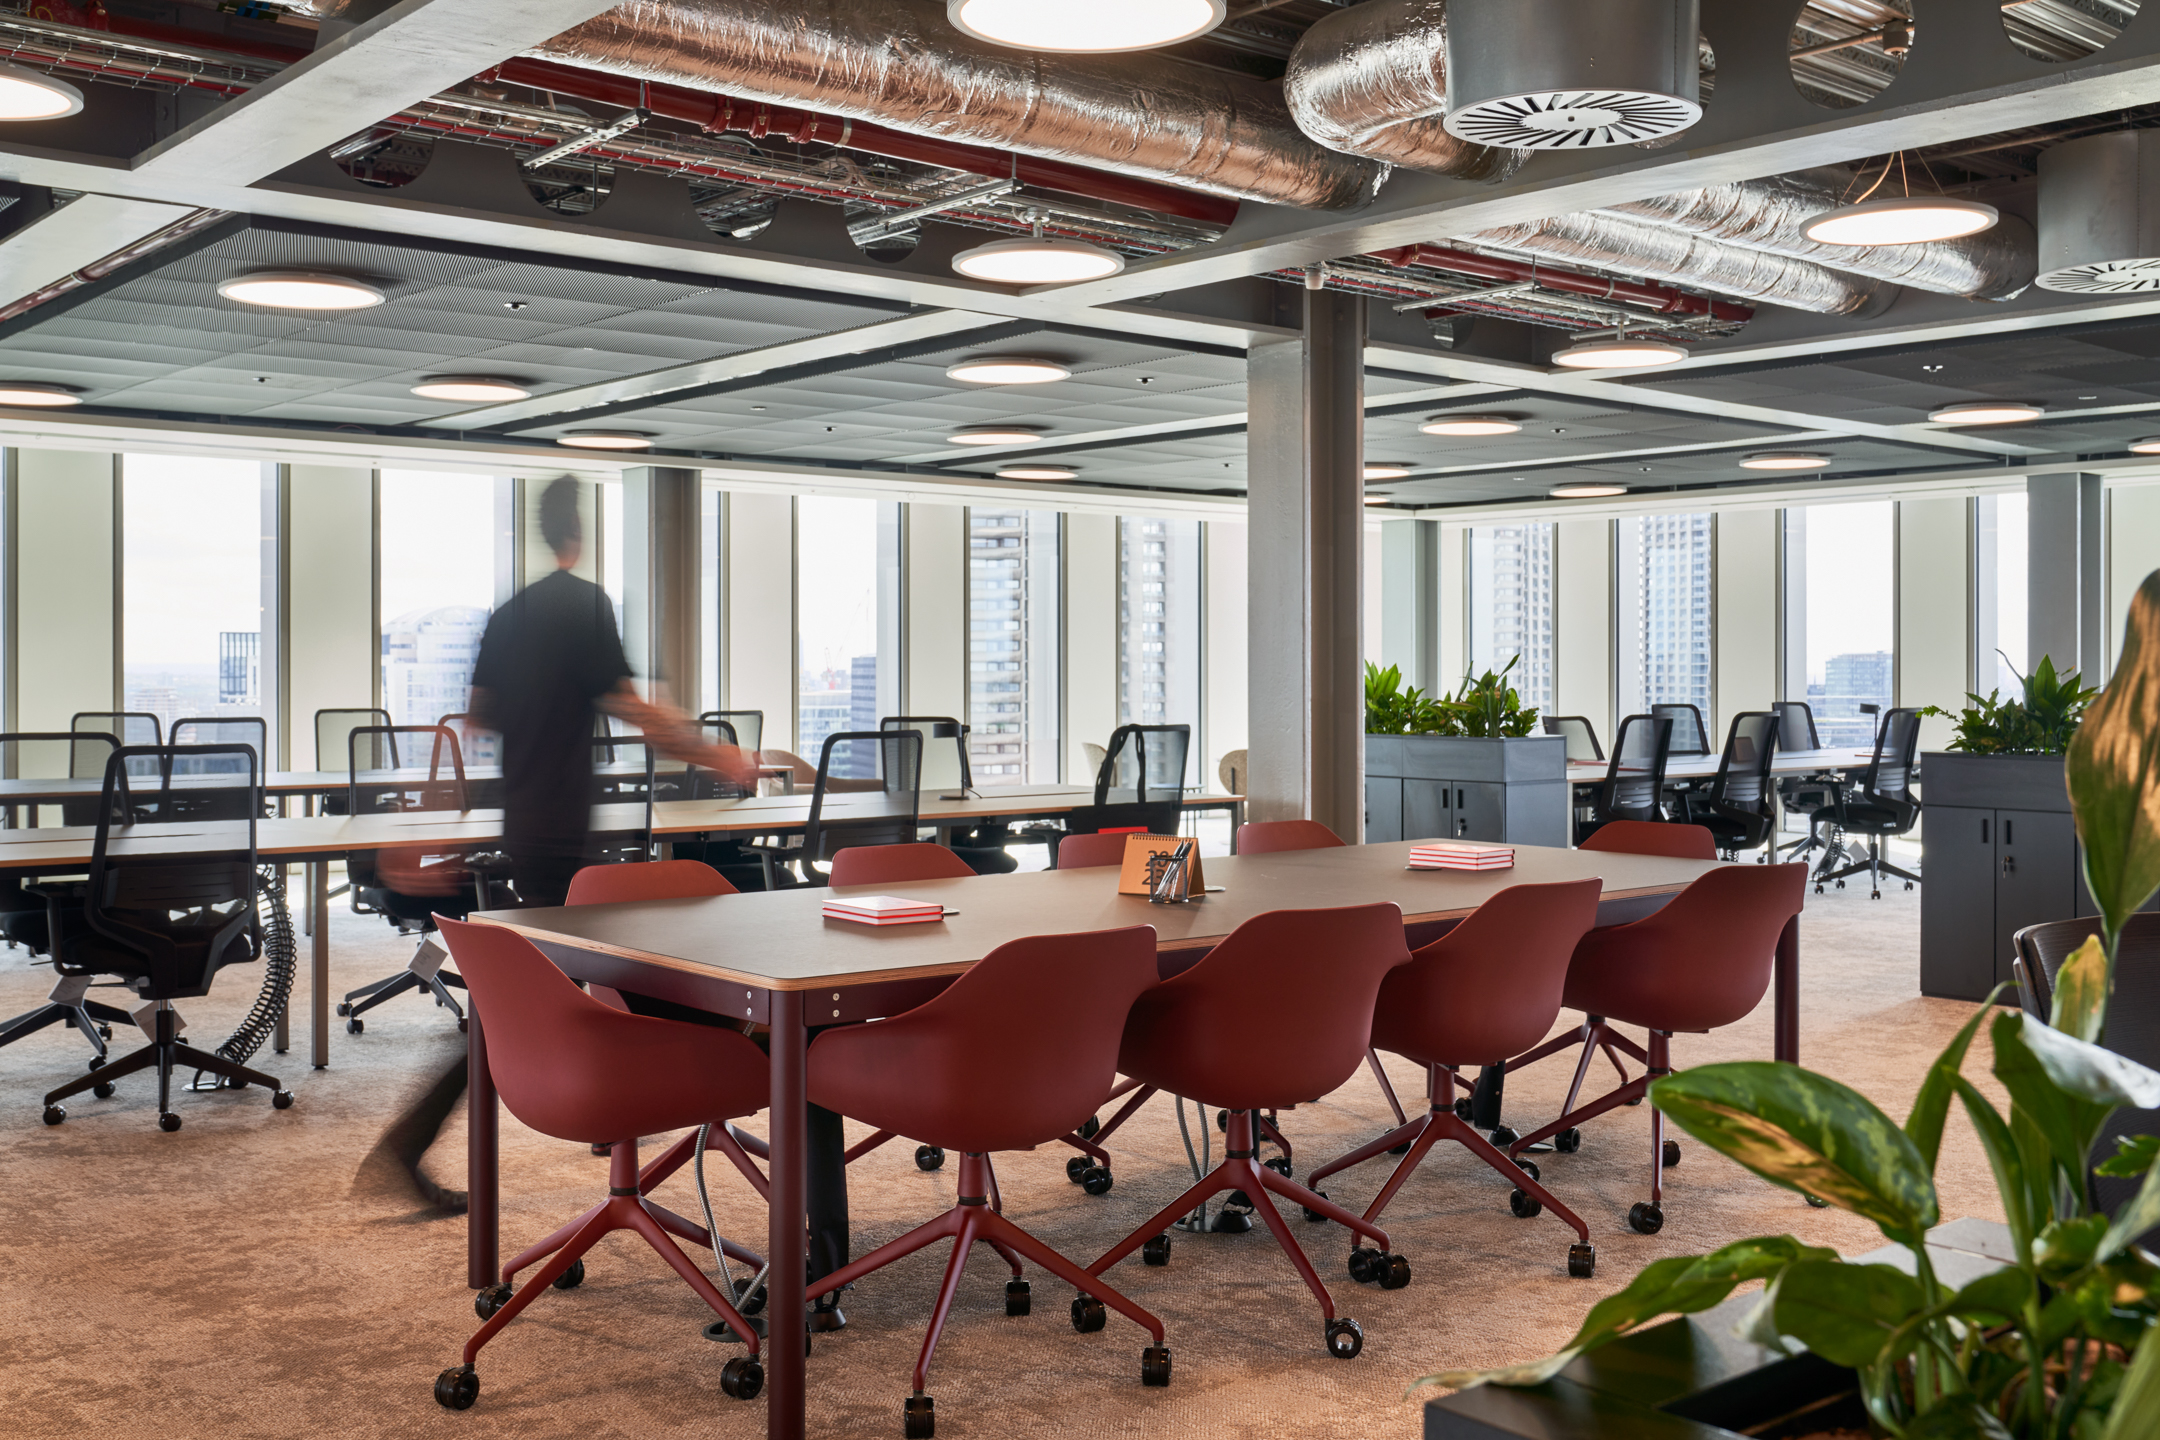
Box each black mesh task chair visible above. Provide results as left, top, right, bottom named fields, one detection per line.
left=882, top=715, right=1017, bottom=875
left=73, top=712, right=162, bottom=780
left=0, top=731, right=131, bottom=1066
left=700, top=711, right=764, bottom=761
left=1651, top=703, right=1712, bottom=758
left=1576, top=714, right=1674, bottom=846
left=1771, top=700, right=1838, bottom=865
left=337, top=726, right=485, bottom=1034
left=746, top=730, right=924, bottom=889
left=2015, top=914, right=2160, bottom=1244
left=170, top=717, right=267, bottom=777
left=35, top=744, right=291, bottom=1131
left=1048, top=724, right=1192, bottom=866
left=314, top=708, right=393, bottom=819
left=1810, top=706, right=1923, bottom=899
left=1675, top=712, right=1781, bottom=861
left=1541, top=715, right=1604, bottom=762
left=664, top=720, right=767, bottom=887
left=591, top=734, right=658, bottom=865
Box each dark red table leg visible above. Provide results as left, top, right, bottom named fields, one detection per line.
left=1774, top=913, right=1800, bottom=1064
left=768, top=990, right=807, bottom=1440
left=466, top=1001, right=499, bottom=1289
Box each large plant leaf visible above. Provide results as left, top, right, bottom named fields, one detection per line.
left=1652, top=1063, right=1939, bottom=1241
left=1953, top=1077, right=2033, bottom=1253
left=2100, top=1151, right=2160, bottom=1263
left=2097, top=1133, right=2160, bottom=1179
left=1771, top=1259, right=1924, bottom=1368
left=1991, top=1013, right=2132, bottom=1195
left=2051, top=936, right=2112, bottom=1045
left=1413, top=1237, right=1832, bottom=1391
left=1907, top=992, right=1999, bottom=1171
left=2015, top=1011, right=2160, bottom=1107
left=2067, top=567, right=2160, bottom=956
left=2099, top=1307, right=2160, bottom=1440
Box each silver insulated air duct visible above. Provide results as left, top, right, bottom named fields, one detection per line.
left=2036, top=130, right=2160, bottom=293
left=1283, top=0, right=1525, bottom=180
left=1442, top=0, right=1702, bottom=149
left=519, top=0, right=1387, bottom=210
left=1612, top=169, right=2035, bottom=301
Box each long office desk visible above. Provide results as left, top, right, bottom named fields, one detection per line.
left=475, top=840, right=1796, bottom=1440
left=1565, top=746, right=1877, bottom=785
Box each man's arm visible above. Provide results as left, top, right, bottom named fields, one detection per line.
left=598, top=682, right=760, bottom=787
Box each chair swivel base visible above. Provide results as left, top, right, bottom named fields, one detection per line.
left=41, top=1005, right=291, bottom=1131
left=341, top=954, right=466, bottom=1033
left=1508, top=1031, right=1680, bottom=1234
left=1813, top=841, right=1920, bottom=899
left=0, top=995, right=132, bottom=1062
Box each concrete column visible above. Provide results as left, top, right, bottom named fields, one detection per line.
left=2029, top=472, right=2105, bottom=680
left=727, top=490, right=795, bottom=752
left=1246, top=288, right=1365, bottom=837
left=1379, top=518, right=1440, bottom=694
left=10, top=448, right=118, bottom=743
left=1063, top=512, right=1118, bottom=782
left=1899, top=496, right=1969, bottom=750
left=1716, top=507, right=1780, bottom=734
left=2109, top=484, right=2160, bottom=679
left=283, top=464, right=377, bottom=766
left=1553, top=518, right=1612, bottom=733
left=618, top=466, right=701, bottom=703
left=1204, top=520, right=1248, bottom=792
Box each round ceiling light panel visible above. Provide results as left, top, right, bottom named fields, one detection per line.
left=556, top=431, right=654, bottom=450
left=1363, top=463, right=1412, bottom=481
left=217, top=271, right=385, bottom=310
left=1739, top=451, right=1832, bottom=471
left=0, top=62, right=84, bottom=120
left=1801, top=197, right=1999, bottom=247
left=1551, top=338, right=1687, bottom=369
left=946, top=0, right=1224, bottom=52
left=1442, top=0, right=1701, bottom=148
left=1930, top=401, right=2043, bottom=425
left=952, top=237, right=1125, bottom=285
left=1549, top=483, right=1629, bottom=498
left=995, top=465, right=1079, bottom=480
left=945, top=356, right=1072, bottom=385
left=1419, top=413, right=1522, bottom=436
left=0, top=382, right=82, bottom=407
left=949, top=425, right=1045, bottom=445
left=411, top=376, right=531, bottom=402
left=2128, top=437, right=2160, bottom=454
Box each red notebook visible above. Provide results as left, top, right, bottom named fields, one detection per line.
left=1408, top=842, right=1516, bottom=871
left=823, top=894, right=948, bottom=926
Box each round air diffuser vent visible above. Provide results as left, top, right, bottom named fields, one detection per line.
left=2038, top=130, right=2160, bottom=293
left=1443, top=0, right=1701, bottom=149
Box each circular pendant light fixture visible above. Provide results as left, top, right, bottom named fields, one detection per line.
left=953, top=236, right=1124, bottom=286
left=411, top=376, right=531, bottom=402
left=2128, top=437, right=2160, bottom=455
left=1363, top=463, right=1412, bottom=481
left=1802, top=196, right=1999, bottom=247
left=946, top=0, right=1224, bottom=52
left=217, top=271, right=385, bottom=310
left=0, top=62, right=84, bottom=120
left=995, top=464, right=1079, bottom=480
left=1739, top=451, right=1833, bottom=471
left=0, top=382, right=82, bottom=407
left=1930, top=400, right=2043, bottom=425
left=556, top=431, right=654, bottom=450
left=1551, top=336, right=1687, bottom=370
left=1549, top=483, right=1629, bottom=499
left=1363, top=492, right=1399, bottom=505
left=949, top=425, right=1046, bottom=445
left=945, top=356, right=1072, bottom=385
left=1419, top=413, right=1521, bottom=437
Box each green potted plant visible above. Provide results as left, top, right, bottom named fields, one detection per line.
left=1364, top=658, right=1565, bottom=847
left=1420, top=572, right=2160, bottom=1440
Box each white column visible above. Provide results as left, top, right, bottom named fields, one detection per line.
left=617, top=466, right=700, bottom=704
left=2029, top=472, right=2104, bottom=680
left=1553, top=518, right=1612, bottom=732
left=11, top=448, right=118, bottom=743
left=2107, top=482, right=2160, bottom=679
left=1379, top=518, right=1440, bottom=693
left=1062, top=512, right=1118, bottom=782
left=1437, top=521, right=1469, bottom=688
left=726, top=490, right=795, bottom=753
left=284, top=464, right=378, bottom=767
left=1899, top=496, right=1970, bottom=750
left=1716, top=507, right=1780, bottom=735
left=905, top=503, right=966, bottom=722
left=1204, top=519, right=1248, bottom=792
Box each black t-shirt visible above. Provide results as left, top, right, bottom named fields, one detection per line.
left=469, top=568, right=633, bottom=860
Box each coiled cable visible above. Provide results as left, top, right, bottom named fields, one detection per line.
left=190, top=865, right=295, bottom=1089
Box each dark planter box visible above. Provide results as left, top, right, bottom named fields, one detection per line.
left=1425, top=1220, right=2013, bottom=1440
left=1366, top=735, right=1569, bottom=848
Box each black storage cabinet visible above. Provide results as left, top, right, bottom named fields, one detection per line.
left=1365, top=735, right=1569, bottom=848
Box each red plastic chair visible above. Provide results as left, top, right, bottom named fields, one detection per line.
left=1086, top=904, right=1412, bottom=1361
left=1052, top=831, right=1132, bottom=869
left=1507, top=864, right=1807, bottom=1235
left=806, top=926, right=1169, bottom=1434
left=828, top=842, right=976, bottom=887
left=1579, top=820, right=1717, bottom=861
left=1234, top=818, right=1344, bottom=854
left=1307, top=881, right=1604, bottom=1279
left=430, top=917, right=769, bottom=1411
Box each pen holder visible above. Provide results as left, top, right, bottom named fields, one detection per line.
left=1148, top=839, right=1195, bottom=904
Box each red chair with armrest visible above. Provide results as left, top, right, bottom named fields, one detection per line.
left=1051, top=831, right=1131, bottom=869
left=1234, top=818, right=1344, bottom=854
left=805, top=926, right=1170, bottom=1437
left=430, top=916, right=768, bottom=1411
left=828, top=842, right=975, bottom=887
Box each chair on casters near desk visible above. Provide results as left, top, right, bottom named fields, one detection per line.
left=1045, top=723, right=1191, bottom=867
left=1576, top=714, right=1674, bottom=846
left=1542, top=714, right=1604, bottom=762
left=1651, top=703, right=1712, bottom=758
left=313, top=708, right=392, bottom=816
left=882, top=716, right=1018, bottom=874
left=745, top=730, right=924, bottom=890
left=1809, top=706, right=1923, bottom=899
left=1673, top=712, right=1781, bottom=861
left=804, top=924, right=1172, bottom=1437
left=36, top=744, right=293, bottom=1131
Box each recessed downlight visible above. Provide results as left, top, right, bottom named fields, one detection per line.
left=952, top=237, right=1125, bottom=285
left=1930, top=400, right=2043, bottom=425
left=995, top=465, right=1079, bottom=480
left=946, top=0, right=1225, bottom=53
left=2129, top=437, right=2160, bottom=455
left=950, top=425, right=1045, bottom=445
left=0, top=382, right=81, bottom=407
left=1550, top=483, right=1629, bottom=499
left=1739, top=451, right=1832, bottom=471
left=0, top=62, right=84, bottom=120
left=556, top=431, right=654, bottom=450
left=1551, top=338, right=1687, bottom=369
left=1419, top=413, right=1522, bottom=437
left=411, top=376, right=532, bottom=402
left=217, top=271, right=385, bottom=310
left=1363, top=493, right=1395, bottom=505
left=946, top=356, right=1072, bottom=385
left=1363, top=463, right=1412, bottom=481
left=1802, top=197, right=1999, bottom=247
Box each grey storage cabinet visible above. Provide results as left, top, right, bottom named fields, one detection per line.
left=1364, top=734, right=1568, bottom=848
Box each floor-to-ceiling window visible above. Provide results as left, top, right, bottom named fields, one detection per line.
left=1117, top=516, right=1202, bottom=758
left=795, top=495, right=900, bottom=777
left=1782, top=501, right=1896, bottom=749
left=1974, top=491, right=2028, bottom=695
left=967, top=508, right=1060, bottom=785
left=379, top=471, right=500, bottom=758
left=121, top=454, right=266, bottom=757
left=1615, top=512, right=1715, bottom=731
left=1469, top=521, right=1555, bottom=712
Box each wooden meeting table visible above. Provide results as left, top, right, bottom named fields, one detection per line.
left=472, top=839, right=1797, bottom=1440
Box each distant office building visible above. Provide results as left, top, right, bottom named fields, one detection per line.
left=1118, top=517, right=1200, bottom=739
left=798, top=667, right=855, bottom=777
left=1636, top=512, right=1714, bottom=723
left=969, top=510, right=1059, bottom=783
left=381, top=604, right=489, bottom=729
left=1469, top=524, right=1554, bottom=713
left=219, top=631, right=261, bottom=708
left=1821, top=650, right=1894, bottom=748
left=124, top=686, right=183, bottom=737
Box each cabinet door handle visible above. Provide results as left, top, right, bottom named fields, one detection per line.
left=2004, top=820, right=2013, bottom=845
left=1981, top=818, right=1989, bottom=844
left=2002, top=856, right=2015, bottom=877
left=1457, top=788, right=1465, bottom=809
left=1456, top=817, right=1468, bottom=838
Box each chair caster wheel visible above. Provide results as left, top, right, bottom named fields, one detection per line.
left=41, top=1104, right=64, bottom=1126
left=272, top=1089, right=295, bottom=1110
left=1624, top=1095, right=1644, bottom=1106
left=1347, top=1247, right=1380, bottom=1284
left=346, top=1017, right=364, bottom=1035
left=1215, top=1109, right=1228, bottom=1132
left=97, top=1026, right=112, bottom=1041
left=474, top=1283, right=512, bottom=1320
left=87, top=1055, right=104, bottom=1071
left=158, top=1112, right=181, bottom=1133
left=434, top=1364, right=478, bottom=1410
left=93, top=1081, right=115, bottom=1100
left=731, top=1279, right=767, bottom=1314
left=552, top=1258, right=585, bottom=1290
left=1904, top=882, right=1913, bottom=891
left=1510, top=1189, right=1542, bottom=1219
left=1071, top=1294, right=1107, bottom=1334
left=1490, top=1125, right=1519, bottom=1147
left=1077, top=1165, right=1113, bottom=1196
left=718, top=1354, right=763, bottom=1400
left=1066, top=1155, right=1090, bottom=1183
left=914, top=1145, right=945, bottom=1172
left=1005, top=1279, right=1030, bottom=1316
left=1835, top=880, right=1845, bottom=890
left=1628, top=1202, right=1665, bottom=1235
left=1805, top=1193, right=1830, bottom=1209
left=1079, top=1113, right=1101, bottom=1140
left=1302, top=1189, right=1331, bottom=1224
left=1263, top=1155, right=1292, bottom=1179
left=1142, top=1233, right=1172, bottom=1267
left=1513, top=1156, right=1540, bottom=1182
left=1325, top=1316, right=1364, bottom=1359
left=903, top=1394, right=935, bottom=1439
left=1814, top=885, right=1824, bottom=895
left=1357, top=1250, right=1408, bottom=1289
left=1568, top=1243, right=1596, bottom=1278
left=1454, top=1097, right=1474, bottom=1120
left=457, top=1018, right=468, bottom=1033
left=1870, top=891, right=1881, bottom=901
left=1141, top=1344, right=1172, bottom=1387
left=1554, top=1128, right=1582, bottom=1153
left=1662, top=1139, right=1681, bottom=1167
left=336, top=1003, right=351, bottom=1018
left=1388, top=1139, right=1411, bottom=1155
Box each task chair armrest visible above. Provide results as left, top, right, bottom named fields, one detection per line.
left=24, top=880, right=87, bottom=972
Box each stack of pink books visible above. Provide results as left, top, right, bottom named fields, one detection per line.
left=1408, top=841, right=1516, bottom=871
left=823, top=894, right=948, bottom=926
